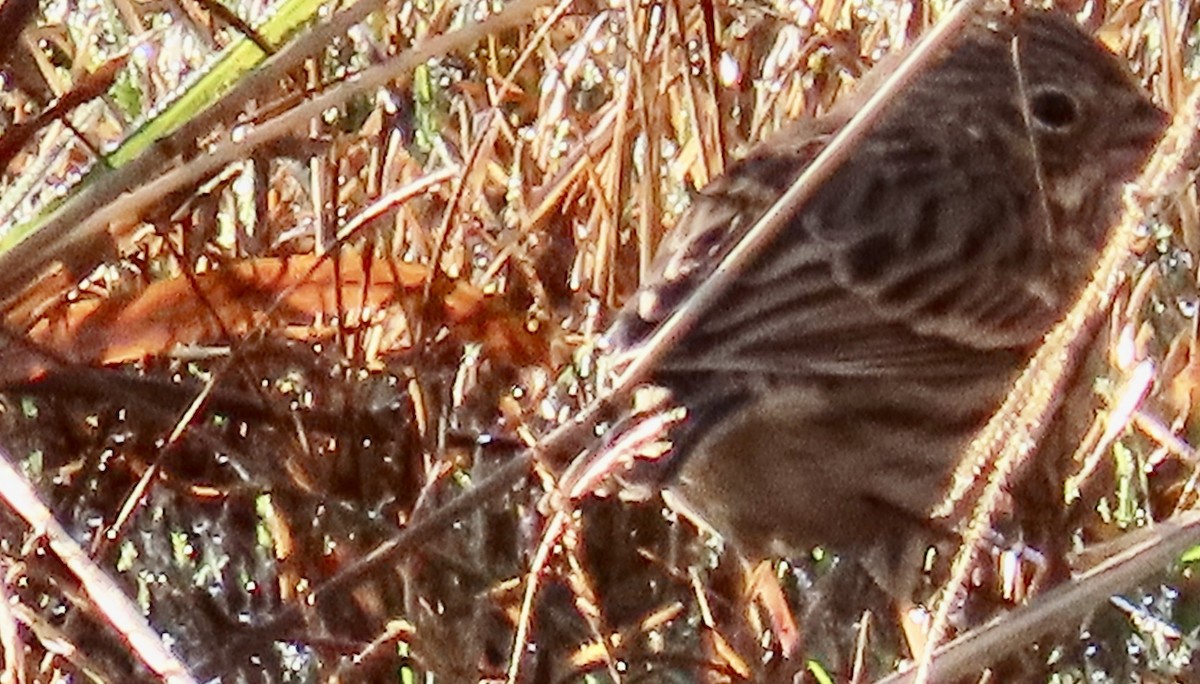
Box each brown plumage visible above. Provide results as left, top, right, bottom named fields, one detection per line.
left=606, top=9, right=1167, bottom=590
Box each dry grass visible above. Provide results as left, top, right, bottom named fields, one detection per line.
left=0, top=0, right=1197, bottom=681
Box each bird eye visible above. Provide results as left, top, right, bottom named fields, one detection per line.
left=1029, top=88, right=1080, bottom=131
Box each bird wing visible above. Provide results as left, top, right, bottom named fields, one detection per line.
left=607, top=117, right=1056, bottom=384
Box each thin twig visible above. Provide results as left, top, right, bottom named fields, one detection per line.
left=878, top=509, right=1200, bottom=684
left=0, top=444, right=197, bottom=683
left=597, top=0, right=988, bottom=404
